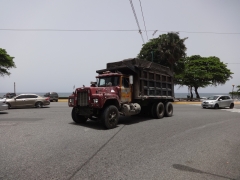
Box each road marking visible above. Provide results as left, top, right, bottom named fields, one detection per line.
left=221, top=109, right=240, bottom=113
left=0, top=123, right=16, bottom=126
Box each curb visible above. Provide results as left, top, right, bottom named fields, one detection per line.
left=58, top=99, right=68, bottom=102
left=173, top=102, right=201, bottom=104
left=56, top=99, right=240, bottom=105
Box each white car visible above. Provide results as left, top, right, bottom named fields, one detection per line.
left=201, top=95, right=234, bottom=109
left=0, top=99, right=8, bottom=111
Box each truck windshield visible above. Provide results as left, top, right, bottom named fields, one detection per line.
left=97, top=76, right=120, bottom=87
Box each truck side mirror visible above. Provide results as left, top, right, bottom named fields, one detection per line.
left=129, top=75, right=133, bottom=84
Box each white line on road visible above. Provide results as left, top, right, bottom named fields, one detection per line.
left=190, top=104, right=240, bottom=113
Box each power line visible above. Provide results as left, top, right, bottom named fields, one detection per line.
left=0, top=29, right=140, bottom=32
left=128, top=0, right=145, bottom=43
left=0, top=29, right=240, bottom=35
left=138, top=0, right=148, bottom=41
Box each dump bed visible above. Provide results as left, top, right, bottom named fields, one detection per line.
left=96, top=58, right=174, bottom=100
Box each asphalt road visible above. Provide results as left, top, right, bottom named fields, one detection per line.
left=0, top=103, right=240, bottom=180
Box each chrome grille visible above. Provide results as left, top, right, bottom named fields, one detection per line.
left=78, top=92, right=88, bottom=106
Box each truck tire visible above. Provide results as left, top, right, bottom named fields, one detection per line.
left=152, top=102, right=165, bottom=119
left=71, top=107, right=88, bottom=124
left=164, top=102, right=173, bottom=117
left=101, top=105, right=119, bottom=129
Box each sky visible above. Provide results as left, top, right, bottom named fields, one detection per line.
left=0, top=0, right=240, bottom=95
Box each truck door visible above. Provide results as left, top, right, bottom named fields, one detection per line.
left=120, top=76, right=131, bottom=103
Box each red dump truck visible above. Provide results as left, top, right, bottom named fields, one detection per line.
left=68, top=58, right=174, bottom=129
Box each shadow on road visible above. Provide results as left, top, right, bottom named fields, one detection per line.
left=69, top=121, right=104, bottom=130
left=118, top=115, right=153, bottom=125
left=172, top=164, right=237, bottom=180
left=8, top=106, right=50, bottom=109
left=69, top=115, right=156, bottom=130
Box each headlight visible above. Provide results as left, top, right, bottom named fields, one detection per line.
left=93, top=99, right=98, bottom=103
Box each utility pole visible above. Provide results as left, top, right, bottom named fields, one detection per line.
left=232, top=84, right=235, bottom=99
left=14, top=82, right=16, bottom=94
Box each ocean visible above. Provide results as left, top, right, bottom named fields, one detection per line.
left=0, top=92, right=235, bottom=99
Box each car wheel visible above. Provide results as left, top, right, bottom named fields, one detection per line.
left=101, top=105, right=119, bottom=129
left=214, top=104, right=219, bottom=109
left=71, top=107, right=88, bottom=123
left=35, top=102, right=43, bottom=108
left=230, top=103, right=234, bottom=109
left=6, top=103, right=11, bottom=109
left=165, top=102, right=173, bottom=117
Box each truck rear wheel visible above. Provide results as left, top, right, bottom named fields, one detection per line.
left=152, top=102, right=165, bottom=119
left=71, top=107, right=88, bottom=124
left=101, top=105, right=119, bottom=129
left=164, top=102, right=173, bottom=117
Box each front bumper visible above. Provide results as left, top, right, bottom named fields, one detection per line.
left=0, top=104, right=8, bottom=111
left=202, top=103, right=215, bottom=108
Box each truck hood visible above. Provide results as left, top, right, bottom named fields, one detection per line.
left=75, top=86, right=120, bottom=96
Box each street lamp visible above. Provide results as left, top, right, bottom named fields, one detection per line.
left=232, top=84, right=235, bottom=99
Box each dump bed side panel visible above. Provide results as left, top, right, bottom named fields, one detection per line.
left=134, top=68, right=173, bottom=99
left=97, top=58, right=174, bottom=100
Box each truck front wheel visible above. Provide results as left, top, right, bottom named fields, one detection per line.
left=101, top=105, right=119, bottom=129
left=71, top=107, right=88, bottom=124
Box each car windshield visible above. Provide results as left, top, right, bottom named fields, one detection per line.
left=207, top=96, right=219, bottom=100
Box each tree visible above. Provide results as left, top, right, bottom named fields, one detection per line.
left=0, top=48, right=16, bottom=76
left=138, top=32, right=187, bottom=72
left=175, top=55, right=233, bottom=98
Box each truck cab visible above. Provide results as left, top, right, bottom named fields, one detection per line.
left=68, top=71, right=140, bottom=129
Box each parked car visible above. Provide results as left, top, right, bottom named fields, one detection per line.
left=5, top=94, right=50, bottom=109
left=201, top=95, right=234, bottom=109
left=0, top=99, right=8, bottom=111
left=43, top=92, right=59, bottom=102
left=4, top=93, right=16, bottom=98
